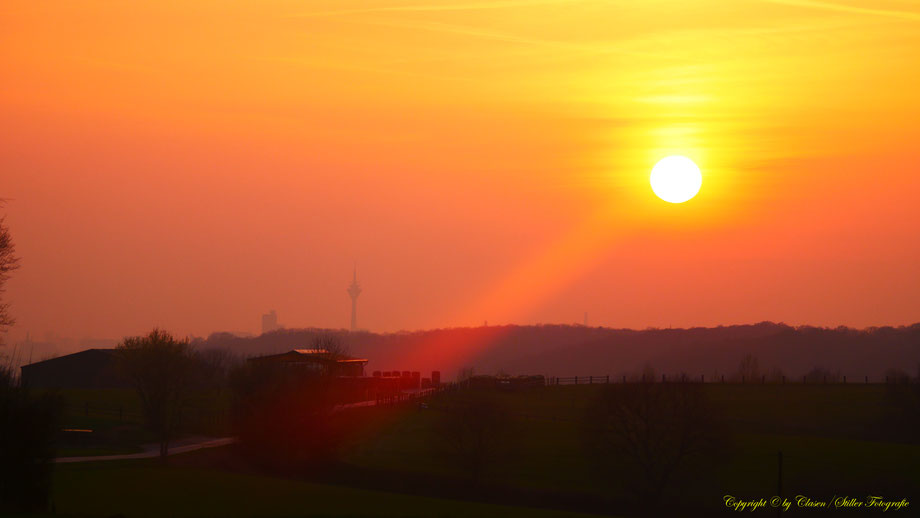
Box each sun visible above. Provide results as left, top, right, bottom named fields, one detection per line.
left=649, top=155, right=702, bottom=203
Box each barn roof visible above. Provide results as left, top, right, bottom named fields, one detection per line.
left=20, top=348, right=115, bottom=369
left=248, top=349, right=368, bottom=364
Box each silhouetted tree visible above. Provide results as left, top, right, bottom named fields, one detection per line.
left=0, top=209, right=60, bottom=512
left=116, top=329, right=196, bottom=458
left=433, top=389, right=512, bottom=483
left=0, top=364, right=62, bottom=513
left=0, top=209, right=20, bottom=345
left=584, top=380, right=727, bottom=507
left=309, top=332, right=349, bottom=359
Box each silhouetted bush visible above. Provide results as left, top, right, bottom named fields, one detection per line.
left=0, top=365, right=63, bottom=513
left=583, top=380, right=728, bottom=509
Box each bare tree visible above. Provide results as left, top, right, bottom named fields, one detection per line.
left=310, top=332, right=348, bottom=359
left=116, top=329, right=197, bottom=457
left=584, top=381, right=727, bottom=505
left=0, top=210, right=20, bottom=345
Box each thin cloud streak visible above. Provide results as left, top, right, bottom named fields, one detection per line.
left=291, top=0, right=585, bottom=17
left=763, top=0, right=920, bottom=21
left=350, top=18, right=670, bottom=60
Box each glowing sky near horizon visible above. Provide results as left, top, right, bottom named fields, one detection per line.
left=2, top=0, right=920, bottom=344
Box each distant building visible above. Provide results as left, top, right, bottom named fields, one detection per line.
left=261, top=310, right=280, bottom=334
left=20, top=349, right=129, bottom=389
left=248, top=349, right=368, bottom=377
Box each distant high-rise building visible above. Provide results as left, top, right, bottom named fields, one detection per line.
left=347, top=267, right=362, bottom=332
left=261, top=310, right=279, bottom=335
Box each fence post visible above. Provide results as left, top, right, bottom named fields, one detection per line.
left=721, top=375, right=724, bottom=384
left=589, top=375, right=593, bottom=384
left=622, top=375, right=626, bottom=384
left=865, top=375, right=868, bottom=384
left=606, top=375, right=609, bottom=384
left=776, top=451, right=783, bottom=518
left=575, top=376, right=578, bottom=385
left=662, top=374, right=666, bottom=383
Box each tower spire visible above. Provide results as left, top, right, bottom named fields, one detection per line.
left=347, top=265, right=362, bottom=332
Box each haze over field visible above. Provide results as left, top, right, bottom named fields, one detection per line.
left=196, top=322, right=920, bottom=380
left=3, top=1, right=920, bottom=346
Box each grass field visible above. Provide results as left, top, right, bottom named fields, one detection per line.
left=45, top=459, right=604, bottom=518
left=44, top=383, right=920, bottom=516
left=343, top=384, right=920, bottom=511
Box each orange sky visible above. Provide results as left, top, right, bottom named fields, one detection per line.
left=2, top=0, right=919, bottom=344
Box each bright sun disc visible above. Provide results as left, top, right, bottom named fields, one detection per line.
left=650, top=156, right=702, bottom=203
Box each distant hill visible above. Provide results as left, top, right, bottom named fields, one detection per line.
left=191, top=322, right=920, bottom=382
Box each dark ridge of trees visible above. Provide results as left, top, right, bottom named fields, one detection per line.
left=0, top=364, right=63, bottom=513
left=193, top=322, right=920, bottom=382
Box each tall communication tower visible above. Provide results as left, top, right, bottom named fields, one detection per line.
left=347, top=267, right=362, bottom=332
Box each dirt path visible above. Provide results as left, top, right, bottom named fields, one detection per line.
left=55, top=436, right=237, bottom=463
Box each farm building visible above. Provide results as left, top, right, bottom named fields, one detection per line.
left=20, top=349, right=129, bottom=389
left=247, top=349, right=368, bottom=377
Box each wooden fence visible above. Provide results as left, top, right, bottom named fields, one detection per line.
left=548, top=374, right=912, bottom=385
